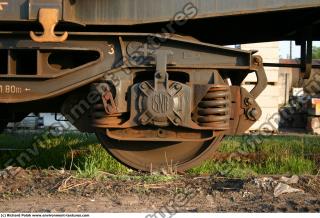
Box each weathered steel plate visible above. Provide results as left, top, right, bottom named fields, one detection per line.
left=63, top=0, right=320, bottom=25
left=0, top=0, right=319, bottom=25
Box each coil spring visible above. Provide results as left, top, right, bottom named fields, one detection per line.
left=197, top=85, right=230, bottom=130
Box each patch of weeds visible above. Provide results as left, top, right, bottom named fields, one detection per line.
left=189, top=135, right=320, bottom=178
left=253, top=156, right=316, bottom=175
left=188, top=160, right=257, bottom=179
left=75, top=145, right=131, bottom=178
left=0, top=133, right=319, bottom=179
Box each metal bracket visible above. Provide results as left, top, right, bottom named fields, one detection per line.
left=296, top=26, right=313, bottom=80
left=250, top=56, right=268, bottom=99
left=103, top=90, right=118, bottom=115
left=154, top=50, right=173, bottom=77
left=30, top=8, right=68, bottom=43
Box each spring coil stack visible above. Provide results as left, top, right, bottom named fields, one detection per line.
left=197, top=84, right=231, bottom=130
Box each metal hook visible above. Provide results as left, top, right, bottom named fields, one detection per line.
left=30, top=8, right=68, bottom=43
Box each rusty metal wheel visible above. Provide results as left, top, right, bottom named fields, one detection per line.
left=95, top=130, right=224, bottom=172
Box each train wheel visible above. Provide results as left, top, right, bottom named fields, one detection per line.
left=95, top=130, right=224, bottom=172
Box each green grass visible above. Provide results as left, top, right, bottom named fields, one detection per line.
left=188, top=135, right=320, bottom=178
left=0, top=132, right=125, bottom=176
left=75, top=145, right=131, bottom=178
left=0, top=132, right=319, bottom=179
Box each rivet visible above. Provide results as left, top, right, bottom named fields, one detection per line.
left=141, top=83, right=148, bottom=89
left=174, top=118, right=180, bottom=124
left=174, top=83, right=181, bottom=90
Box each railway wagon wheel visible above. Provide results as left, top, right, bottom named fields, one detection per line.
left=92, top=77, right=231, bottom=172
left=96, top=130, right=224, bottom=172
left=91, top=73, right=235, bottom=172
left=60, top=38, right=265, bottom=173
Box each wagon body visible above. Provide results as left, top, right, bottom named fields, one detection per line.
left=0, top=0, right=319, bottom=44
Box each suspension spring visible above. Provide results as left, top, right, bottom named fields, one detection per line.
left=197, top=84, right=231, bottom=130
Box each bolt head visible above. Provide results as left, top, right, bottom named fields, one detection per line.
left=140, top=117, right=148, bottom=124
left=174, top=83, right=182, bottom=90
left=250, top=109, right=258, bottom=117
left=253, top=56, right=262, bottom=66
left=156, top=73, right=164, bottom=79
left=174, top=118, right=181, bottom=125
left=244, top=97, right=254, bottom=106
left=140, top=83, right=148, bottom=89
left=247, top=108, right=259, bottom=120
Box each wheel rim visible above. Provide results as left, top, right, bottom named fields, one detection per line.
left=96, top=129, right=224, bottom=172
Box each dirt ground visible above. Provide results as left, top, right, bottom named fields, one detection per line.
left=0, top=168, right=319, bottom=213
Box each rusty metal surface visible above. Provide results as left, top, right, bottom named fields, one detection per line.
left=96, top=130, right=225, bottom=172
left=0, top=27, right=269, bottom=172
left=0, top=35, right=116, bottom=103
left=0, top=0, right=319, bottom=24
left=0, top=0, right=62, bottom=20
left=249, top=56, right=268, bottom=99
left=0, top=32, right=256, bottom=103
left=86, top=32, right=266, bottom=173
left=0, top=0, right=319, bottom=45
left=106, top=128, right=215, bottom=142
left=30, top=8, right=68, bottom=43
left=61, top=0, right=320, bottom=25
left=227, top=86, right=263, bottom=135
left=197, top=85, right=230, bottom=130
left=90, top=35, right=265, bottom=137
